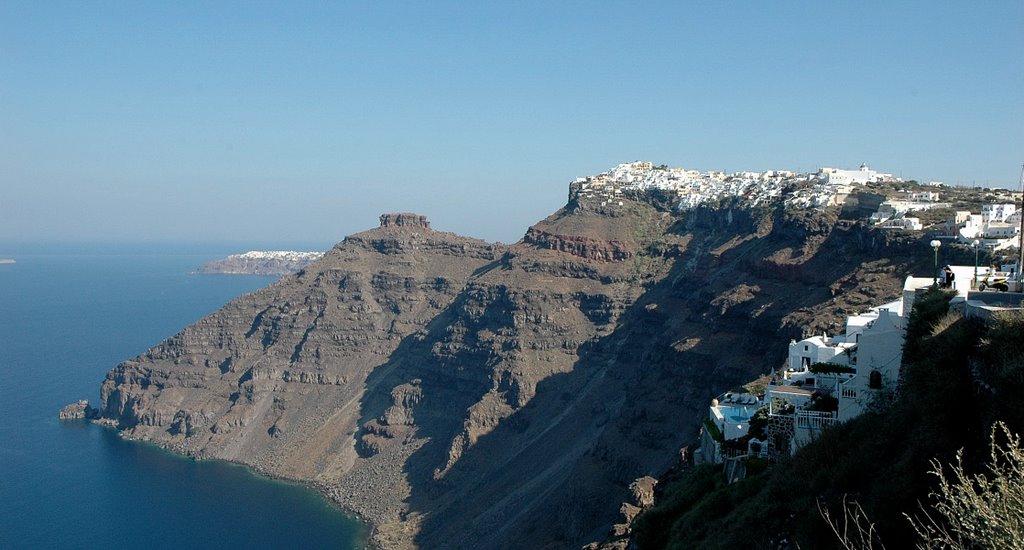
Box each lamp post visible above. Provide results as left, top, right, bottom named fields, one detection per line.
left=972, top=239, right=981, bottom=290
left=930, top=239, right=942, bottom=287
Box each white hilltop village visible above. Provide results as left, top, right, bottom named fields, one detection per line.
left=575, top=161, right=1023, bottom=249
left=196, top=250, right=324, bottom=275
left=574, top=160, right=899, bottom=210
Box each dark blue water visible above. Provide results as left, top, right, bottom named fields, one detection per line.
left=0, top=246, right=365, bottom=549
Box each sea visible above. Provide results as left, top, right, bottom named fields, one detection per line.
left=0, top=244, right=365, bottom=550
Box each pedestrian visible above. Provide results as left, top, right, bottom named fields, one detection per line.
left=943, top=266, right=955, bottom=289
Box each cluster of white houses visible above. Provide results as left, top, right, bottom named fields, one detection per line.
left=574, top=162, right=899, bottom=211
left=579, top=163, right=1020, bottom=240
left=867, top=193, right=1022, bottom=241
left=696, top=268, right=1024, bottom=471
left=953, top=204, right=1021, bottom=250
left=868, top=195, right=947, bottom=231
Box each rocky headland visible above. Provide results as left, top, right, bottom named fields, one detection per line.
left=59, top=399, right=99, bottom=420
left=94, top=180, right=935, bottom=549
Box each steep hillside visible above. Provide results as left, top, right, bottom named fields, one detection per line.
left=630, top=290, right=1024, bottom=549
left=97, top=192, right=934, bottom=549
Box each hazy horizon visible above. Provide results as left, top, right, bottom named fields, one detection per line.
left=3, top=1, right=1022, bottom=245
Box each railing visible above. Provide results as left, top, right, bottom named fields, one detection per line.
left=720, top=447, right=750, bottom=459
left=795, top=410, right=838, bottom=430
left=839, top=376, right=859, bottom=399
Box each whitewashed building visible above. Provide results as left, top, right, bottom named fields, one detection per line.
left=908, top=191, right=940, bottom=202
left=835, top=301, right=908, bottom=421
left=819, top=164, right=896, bottom=185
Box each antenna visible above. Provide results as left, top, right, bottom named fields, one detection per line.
left=1019, top=164, right=1024, bottom=284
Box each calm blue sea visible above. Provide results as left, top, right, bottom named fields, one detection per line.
left=0, top=244, right=365, bottom=550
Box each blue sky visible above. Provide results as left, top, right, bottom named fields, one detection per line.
left=2, top=1, right=1022, bottom=245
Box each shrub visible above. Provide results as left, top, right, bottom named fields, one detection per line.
left=809, top=395, right=839, bottom=412
left=704, top=417, right=723, bottom=442
left=810, top=362, right=856, bottom=375
left=907, top=422, right=1024, bottom=550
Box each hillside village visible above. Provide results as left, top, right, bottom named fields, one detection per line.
left=575, top=161, right=1022, bottom=249
left=574, top=161, right=879, bottom=210
left=194, top=250, right=324, bottom=275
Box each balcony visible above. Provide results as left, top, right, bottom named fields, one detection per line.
left=795, top=410, right=837, bottom=430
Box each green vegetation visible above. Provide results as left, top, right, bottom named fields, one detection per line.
left=633, top=289, right=1024, bottom=549
left=809, top=362, right=856, bottom=375
left=808, top=394, right=839, bottom=413
left=915, top=206, right=956, bottom=227
left=630, top=206, right=672, bottom=284
left=703, top=417, right=722, bottom=442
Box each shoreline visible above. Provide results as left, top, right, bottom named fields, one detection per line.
left=91, top=420, right=379, bottom=549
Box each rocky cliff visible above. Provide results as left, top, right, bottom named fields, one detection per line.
left=98, top=193, right=930, bottom=549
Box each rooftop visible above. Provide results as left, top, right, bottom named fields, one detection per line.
left=769, top=385, right=815, bottom=396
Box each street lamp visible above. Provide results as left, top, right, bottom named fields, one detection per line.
left=972, top=239, right=981, bottom=290
left=930, top=239, right=942, bottom=287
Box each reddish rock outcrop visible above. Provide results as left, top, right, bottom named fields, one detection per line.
left=524, top=228, right=634, bottom=261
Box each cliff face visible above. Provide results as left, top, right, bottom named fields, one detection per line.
left=98, top=197, right=928, bottom=549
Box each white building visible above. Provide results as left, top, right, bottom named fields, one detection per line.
left=876, top=217, right=923, bottom=231
left=819, top=164, right=895, bottom=185
left=982, top=222, right=1019, bottom=239
left=767, top=282, right=929, bottom=457
left=835, top=301, right=908, bottom=421
left=908, top=191, right=940, bottom=202
left=870, top=200, right=945, bottom=227
left=786, top=336, right=854, bottom=374
left=982, top=203, right=1017, bottom=223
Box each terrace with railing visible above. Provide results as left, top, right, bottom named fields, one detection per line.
left=795, top=410, right=838, bottom=430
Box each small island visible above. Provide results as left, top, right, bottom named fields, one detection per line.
left=195, top=250, right=323, bottom=275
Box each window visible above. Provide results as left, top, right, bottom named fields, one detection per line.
left=869, top=370, right=882, bottom=389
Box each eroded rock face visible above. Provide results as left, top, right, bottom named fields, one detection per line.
left=379, top=213, right=430, bottom=229
left=523, top=228, right=634, bottom=261
left=59, top=400, right=98, bottom=420
left=98, top=203, right=928, bottom=550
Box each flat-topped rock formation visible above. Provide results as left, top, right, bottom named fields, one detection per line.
left=379, top=212, right=431, bottom=229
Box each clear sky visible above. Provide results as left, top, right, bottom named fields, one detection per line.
left=2, top=1, right=1022, bottom=246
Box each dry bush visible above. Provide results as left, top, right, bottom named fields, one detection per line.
left=819, top=495, right=886, bottom=550
left=906, top=422, right=1024, bottom=550
left=822, top=423, right=1024, bottom=550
